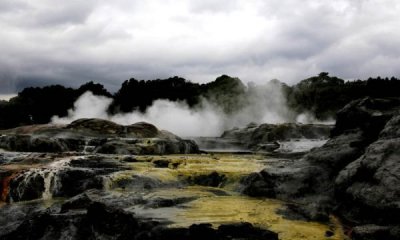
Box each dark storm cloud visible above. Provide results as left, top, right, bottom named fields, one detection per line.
left=0, top=0, right=399, bottom=93
left=0, top=68, right=16, bottom=94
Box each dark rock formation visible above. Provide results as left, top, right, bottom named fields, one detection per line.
left=196, top=122, right=332, bottom=153
left=7, top=155, right=129, bottom=202
left=186, top=171, right=227, bottom=187
left=222, top=123, right=331, bottom=142
left=110, top=174, right=164, bottom=190
left=0, top=118, right=199, bottom=154
left=9, top=170, right=45, bottom=201
left=145, top=196, right=196, bottom=208
left=152, top=159, right=170, bottom=168
left=217, top=222, right=278, bottom=239
left=351, top=225, right=400, bottom=240
left=0, top=135, right=71, bottom=152
left=151, top=222, right=278, bottom=240
left=241, top=97, right=400, bottom=238
left=335, top=112, right=400, bottom=225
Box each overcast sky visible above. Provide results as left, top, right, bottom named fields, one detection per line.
left=0, top=0, right=399, bottom=93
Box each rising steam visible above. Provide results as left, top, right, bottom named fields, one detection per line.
left=52, top=82, right=316, bottom=137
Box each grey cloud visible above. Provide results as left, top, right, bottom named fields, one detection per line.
left=188, top=0, right=240, bottom=13
left=0, top=0, right=399, bottom=94
left=0, top=70, right=17, bottom=94
left=31, top=3, right=94, bottom=27
left=0, top=0, right=29, bottom=13
left=0, top=1, right=97, bottom=28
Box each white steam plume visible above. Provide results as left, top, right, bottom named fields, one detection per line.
left=52, top=92, right=224, bottom=136
left=52, top=81, right=310, bottom=137
left=295, top=112, right=335, bottom=125
left=52, top=92, right=111, bottom=123
left=112, top=100, right=224, bottom=137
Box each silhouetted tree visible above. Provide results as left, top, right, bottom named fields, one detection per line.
left=77, top=81, right=112, bottom=98
left=200, top=75, right=247, bottom=113
left=15, top=85, right=76, bottom=124
left=110, top=76, right=201, bottom=113
left=287, top=73, right=400, bottom=119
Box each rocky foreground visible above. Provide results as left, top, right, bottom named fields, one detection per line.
left=0, top=97, right=399, bottom=240
left=0, top=151, right=333, bottom=240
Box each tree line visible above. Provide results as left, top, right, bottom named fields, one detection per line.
left=1, top=73, right=399, bottom=129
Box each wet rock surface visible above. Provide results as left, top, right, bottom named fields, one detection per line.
left=6, top=155, right=130, bottom=202
left=241, top=97, right=400, bottom=239
left=0, top=118, right=199, bottom=154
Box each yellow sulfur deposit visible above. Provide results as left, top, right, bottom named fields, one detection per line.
left=172, top=195, right=347, bottom=240
left=115, top=154, right=348, bottom=240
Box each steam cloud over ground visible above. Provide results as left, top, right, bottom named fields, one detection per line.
left=52, top=82, right=326, bottom=136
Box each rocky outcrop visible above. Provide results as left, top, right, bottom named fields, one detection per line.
left=66, top=119, right=162, bottom=138
left=241, top=97, right=400, bottom=238
left=0, top=119, right=199, bottom=154
left=335, top=113, right=400, bottom=225
left=222, top=123, right=331, bottom=143
left=195, top=122, right=332, bottom=153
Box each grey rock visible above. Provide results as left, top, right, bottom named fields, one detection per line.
left=214, top=122, right=332, bottom=153
left=335, top=113, right=400, bottom=224
left=241, top=97, right=400, bottom=225
left=0, top=118, right=199, bottom=155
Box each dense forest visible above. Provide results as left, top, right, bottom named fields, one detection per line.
left=1, top=72, right=400, bottom=129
